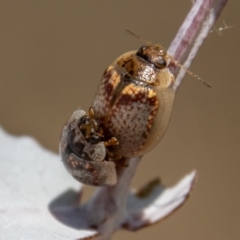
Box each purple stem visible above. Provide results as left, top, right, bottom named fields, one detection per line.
left=168, top=0, right=228, bottom=89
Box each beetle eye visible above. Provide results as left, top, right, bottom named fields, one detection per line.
left=154, top=57, right=167, bottom=69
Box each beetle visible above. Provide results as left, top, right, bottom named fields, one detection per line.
left=59, top=108, right=119, bottom=186
left=92, top=44, right=175, bottom=158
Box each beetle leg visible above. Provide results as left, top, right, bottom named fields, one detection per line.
left=104, top=137, right=119, bottom=147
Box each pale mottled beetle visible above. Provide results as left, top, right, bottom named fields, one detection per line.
left=60, top=108, right=119, bottom=186
left=61, top=44, right=176, bottom=186
left=92, top=44, right=175, bottom=158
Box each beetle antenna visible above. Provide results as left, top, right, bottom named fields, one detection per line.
left=169, top=56, right=212, bottom=88
left=125, top=29, right=153, bottom=45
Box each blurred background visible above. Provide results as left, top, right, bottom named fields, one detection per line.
left=0, top=0, right=239, bottom=239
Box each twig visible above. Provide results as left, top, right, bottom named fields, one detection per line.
left=168, top=0, right=228, bottom=89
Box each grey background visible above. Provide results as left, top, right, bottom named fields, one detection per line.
left=0, top=1, right=239, bottom=239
